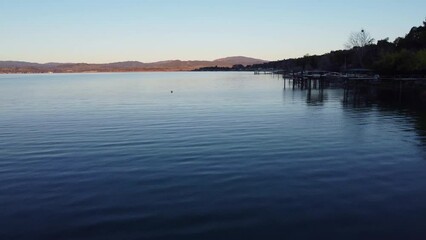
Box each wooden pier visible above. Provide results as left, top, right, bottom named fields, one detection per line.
left=276, top=69, right=426, bottom=106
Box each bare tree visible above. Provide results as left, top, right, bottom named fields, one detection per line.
left=345, top=29, right=375, bottom=49
left=345, top=29, right=375, bottom=67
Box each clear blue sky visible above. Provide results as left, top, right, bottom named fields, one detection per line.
left=0, top=0, right=425, bottom=63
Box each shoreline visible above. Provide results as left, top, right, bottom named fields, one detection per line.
left=0, top=70, right=251, bottom=75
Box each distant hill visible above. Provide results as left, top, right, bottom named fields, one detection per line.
left=0, top=61, right=44, bottom=68
left=212, top=56, right=267, bottom=66
left=0, top=56, right=267, bottom=73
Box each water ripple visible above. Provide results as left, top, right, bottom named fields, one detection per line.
left=1, top=73, right=426, bottom=239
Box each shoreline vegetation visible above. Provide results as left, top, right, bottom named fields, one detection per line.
left=195, top=20, right=426, bottom=78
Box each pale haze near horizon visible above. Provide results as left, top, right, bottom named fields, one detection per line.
left=0, top=0, right=425, bottom=63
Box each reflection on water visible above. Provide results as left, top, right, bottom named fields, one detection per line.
left=306, top=89, right=327, bottom=106
left=1, top=73, right=426, bottom=240
left=285, top=78, right=426, bottom=143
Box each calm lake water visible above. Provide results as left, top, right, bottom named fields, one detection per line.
left=1, top=72, right=426, bottom=240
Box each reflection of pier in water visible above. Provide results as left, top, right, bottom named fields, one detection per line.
left=282, top=76, right=331, bottom=106
left=280, top=73, right=426, bottom=109
left=280, top=74, right=426, bottom=145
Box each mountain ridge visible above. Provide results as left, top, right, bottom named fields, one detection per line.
left=0, top=56, right=267, bottom=73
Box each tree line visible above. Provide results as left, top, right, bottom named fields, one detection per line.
left=197, top=19, right=426, bottom=76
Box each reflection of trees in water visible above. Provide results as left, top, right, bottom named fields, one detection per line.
left=284, top=76, right=426, bottom=145
left=342, top=85, right=425, bottom=110
left=413, top=112, right=426, bottom=140
left=342, top=85, right=426, bottom=144
left=342, top=86, right=377, bottom=108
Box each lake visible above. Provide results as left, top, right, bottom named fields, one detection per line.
left=1, top=72, right=426, bottom=240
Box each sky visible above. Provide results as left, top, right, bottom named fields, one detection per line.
left=0, top=0, right=425, bottom=63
